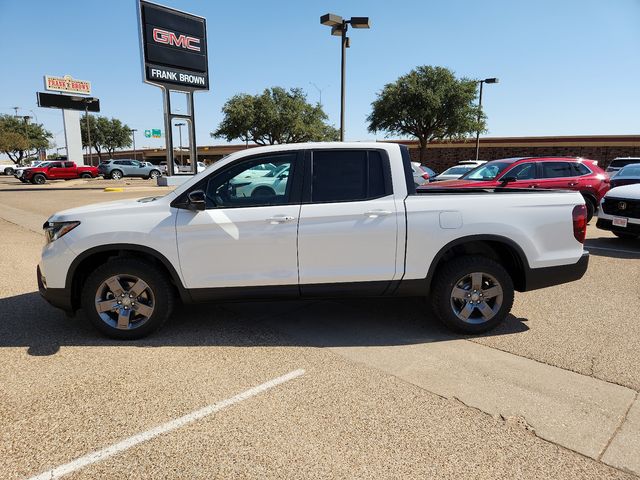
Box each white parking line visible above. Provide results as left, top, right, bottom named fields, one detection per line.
left=27, top=369, right=305, bottom=480
left=586, top=245, right=640, bottom=255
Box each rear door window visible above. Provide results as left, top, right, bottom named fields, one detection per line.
left=541, top=162, right=574, bottom=178
left=310, top=150, right=389, bottom=203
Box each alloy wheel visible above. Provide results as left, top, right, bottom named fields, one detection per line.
left=94, top=274, right=155, bottom=330
left=449, top=271, right=503, bottom=325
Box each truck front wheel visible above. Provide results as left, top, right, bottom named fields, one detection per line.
left=431, top=256, right=514, bottom=334
left=81, top=258, right=174, bottom=339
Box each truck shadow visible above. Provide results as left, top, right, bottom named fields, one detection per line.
left=0, top=292, right=529, bottom=356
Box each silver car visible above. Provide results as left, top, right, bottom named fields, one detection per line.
left=98, top=159, right=162, bottom=180
left=605, top=157, right=640, bottom=175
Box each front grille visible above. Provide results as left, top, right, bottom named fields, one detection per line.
left=602, top=197, right=640, bottom=219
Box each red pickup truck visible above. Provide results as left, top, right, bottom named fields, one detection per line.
left=21, top=161, right=99, bottom=184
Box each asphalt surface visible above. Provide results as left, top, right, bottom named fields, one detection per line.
left=0, top=175, right=638, bottom=479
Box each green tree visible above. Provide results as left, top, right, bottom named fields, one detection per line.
left=0, top=114, right=52, bottom=164
left=367, top=66, right=485, bottom=163
left=81, top=115, right=132, bottom=161
left=212, top=87, right=339, bottom=145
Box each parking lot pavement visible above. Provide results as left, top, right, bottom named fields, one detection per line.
left=1, top=185, right=640, bottom=478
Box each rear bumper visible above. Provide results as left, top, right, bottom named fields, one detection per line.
left=37, top=265, right=73, bottom=313
left=523, top=251, right=589, bottom=291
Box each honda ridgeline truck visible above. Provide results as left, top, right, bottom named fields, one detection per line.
left=38, top=143, right=589, bottom=339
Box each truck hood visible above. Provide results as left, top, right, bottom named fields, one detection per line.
left=48, top=192, right=176, bottom=222
left=605, top=183, right=640, bottom=200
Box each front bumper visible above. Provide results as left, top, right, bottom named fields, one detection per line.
left=37, top=265, right=73, bottom=314
left=596, top=218, right=640, bottom=236
left=523, top=251, right=589, bottom=291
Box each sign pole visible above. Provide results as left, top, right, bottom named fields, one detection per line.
left=162, top=87, right=175, bottom=176
left=188, top=92, right=197, bottom=174
left=84, top=104, right=92, bottom=165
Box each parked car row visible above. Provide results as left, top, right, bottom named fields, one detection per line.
left=420, top=156, right=610, bottom=222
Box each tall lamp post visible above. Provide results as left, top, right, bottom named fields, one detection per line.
left=175, top=122, right=186, bottom=166
left=320, top=13, right=370, bottom=141
left=475, top=77, right=499, bottom=161
left=130, top=129, right=137, bottom=160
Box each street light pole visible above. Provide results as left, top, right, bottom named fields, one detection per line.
left=130, top=129, right=137, bottom=160
left=474, top=77, right=499, bottom=161
left=175, top=122, right=185, bottom=166
left=340, top=23, right=347, bottom=141
left=321, top=13, right=370, bottom=142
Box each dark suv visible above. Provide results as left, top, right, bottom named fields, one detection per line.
left=97, top=159, right=162, bottom=180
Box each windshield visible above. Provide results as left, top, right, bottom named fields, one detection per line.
left=616, top=166, right=640, bottom=177
left=460, top=162, right=512, bottom=181
left=441, top=166, right=472, bottom=175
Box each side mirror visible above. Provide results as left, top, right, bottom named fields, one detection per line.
left=499, top=176, right=516, bottom=186
left=187, top=190, right=206, bottom=211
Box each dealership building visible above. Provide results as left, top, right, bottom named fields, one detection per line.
left=85, top=134, right=640, bottom=172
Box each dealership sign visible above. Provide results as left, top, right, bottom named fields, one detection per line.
left=138, top=0, right=209, bottom=90
left=44, top=75, right=91, bottom=95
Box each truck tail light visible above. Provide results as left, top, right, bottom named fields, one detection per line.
left=422, top=172, right=430, bottom=180
left=572, top=204, right=587, bottom=243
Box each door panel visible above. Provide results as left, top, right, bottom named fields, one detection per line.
left=297, top=196, right=399, bottom=290
left=175, top=151, right=302, bottom=290
left=297, top=149, right=398, bottom=292
left=176, top=205, right=300, bottom=288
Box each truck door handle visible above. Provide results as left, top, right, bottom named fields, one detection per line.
left=528, top=184, right=538, bottom=188
left=266, top=215, right=295, bottom=224
left=568, top=182, right=578, bottom=186
left=364, top=210, right=392, bottom=218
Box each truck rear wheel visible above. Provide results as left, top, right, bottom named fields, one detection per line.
left=81, top=258, right=175, bottom=339
left=32, top=174, right=46, bottom=185
left=80, top=172, right=92, bottom=179
left=431, top=255, right=514, bottom=334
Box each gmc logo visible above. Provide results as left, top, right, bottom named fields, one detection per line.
left=152, top=28, right=201, bottom=52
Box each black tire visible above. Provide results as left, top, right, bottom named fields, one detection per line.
left=431, top=255, right=514, bottom=334
left=251, top=186, right=275, bottom=198
left=81, top=258, right=175, bottom=340
left=613, top=231, right=639, bottom=240
left=4, top=167, right=14, bottom=175
left=584, top=197, right=595, bottom=223
left=32, top=174, right=46, bottom=185
left=110, top=169, right=123, bottom=180
left=149, top=169, right=160, bottom=179
left=80, top=173, right=92, bottom=179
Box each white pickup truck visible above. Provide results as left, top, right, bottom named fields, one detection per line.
left=38, top=142, right=589, bottom=339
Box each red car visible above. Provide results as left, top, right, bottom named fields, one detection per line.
left=21, top=161, right=99, bottom=185
left=420, top=156, right=609, bottom=221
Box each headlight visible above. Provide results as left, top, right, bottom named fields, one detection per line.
left=43, top=221, right=80, bottom=244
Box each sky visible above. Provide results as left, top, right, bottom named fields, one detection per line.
left=1, top=0, right=639, bottom=154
